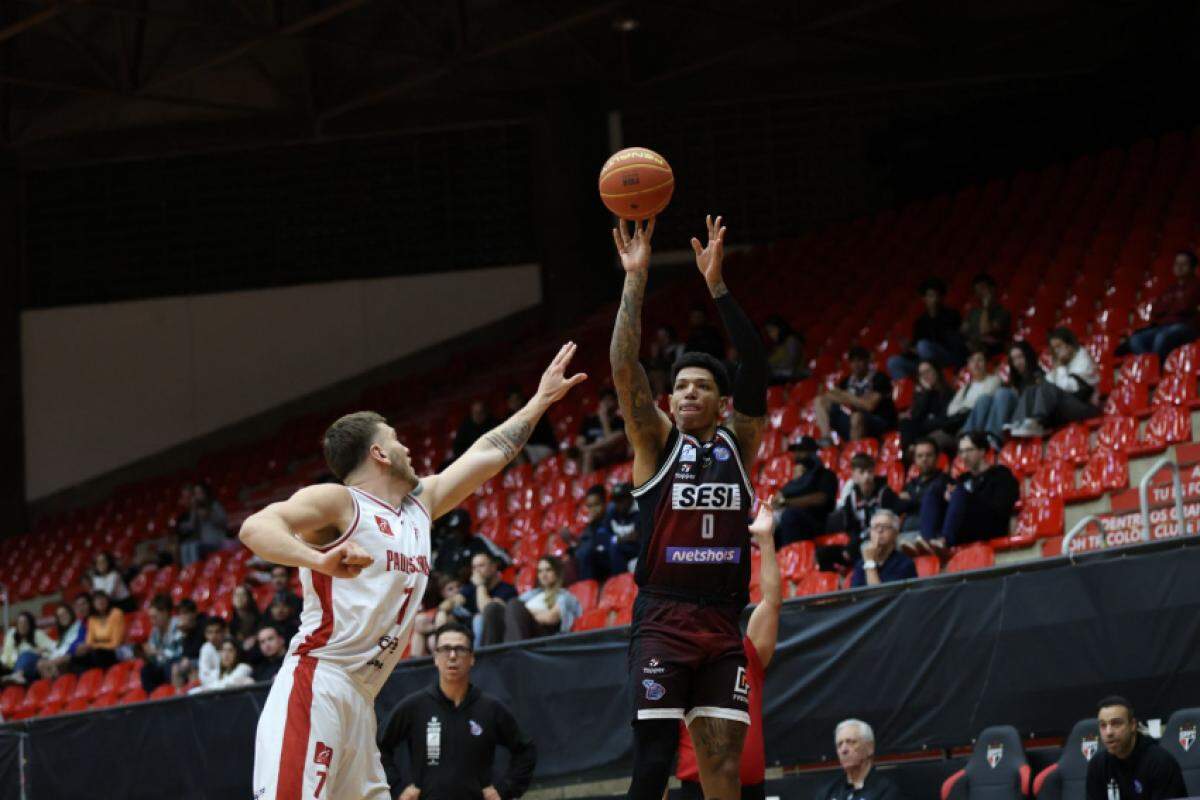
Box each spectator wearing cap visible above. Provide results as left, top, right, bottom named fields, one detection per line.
left=895, top=438, right=949, bottom=547
left=921, top=432, right=1019, bottom=547
left=573, top=485, right=615, bottom=582
left=433, top=509, right=512, bottom=584
left=772, top=436, right=839, bottom=546
left=887, top=277, right=967, bottom=379
left=575, top=388, right=628, bottom=475
left=605, top=483, right=640, bottom=575
left=817, top=719, right=902, bottom=800
left=962, top=274, right=1012, bottom=357
left=849, top=510, right=916, bottom=588
left=821, top=454, right=902, bottom=571
left=1123, top=249, right=1200, bottom=364
left=814, top=347, right=897, bottom=443
left=1087, top=695, right=1185, bottom=800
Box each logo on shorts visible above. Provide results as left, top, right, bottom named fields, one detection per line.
left=734, top=667, right=750, bottom=698
left=643, top=658, right=665, bottom=675
left=375, top=515, right=394, bottom=536
left=681, top=444, right=698, bottom=462
left=986, top=743, right=1003, bottom=768
left=665, top=547, right=740, bottom=564
left=313, top=741, right=333, bottom=767
left=1081, top=735, right=1099, bottom=760
left=713, top=446, right=731, bottom=462
left=1180, top=724, right=1197, bottom=751
left=643, top=679, right=666, bottom=701
left=470, top=720, right=483, bottom=737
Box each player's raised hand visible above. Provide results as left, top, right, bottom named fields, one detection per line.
left=690, top=214, right=726, bottom=289
left=748, top=503, right=775, bottom=548
left=535, top=341, right=588, bottom=405
left=612, top=217, right=655, bottom=273
left=314, top=540, right=374, bottom=579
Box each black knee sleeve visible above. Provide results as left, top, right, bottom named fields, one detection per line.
left=627, top=719, right=680, bottom=800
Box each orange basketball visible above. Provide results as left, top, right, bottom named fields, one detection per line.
left=598, top=147, right=674, bottom=220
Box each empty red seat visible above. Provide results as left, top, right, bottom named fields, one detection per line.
left=90, top=692, right=118, bottom=709
left=1104, top=380, right=1150, bottom=416
left=1121, top=353, right=1160, bottom=386
left=1096, top=415, right=1138, bottom=454
left=795, top=571, right=838, bottom=596
left=913, top=554, right=941, bottom=577
left=998, top=438, right=1043, bottom=477
left=571, top=608, right=610, bottom=632
left=777, top=541, right=816, bottom=581
left=44, top=673, right=77, bottom=706
left=893, top=377, right=914, bottom=411
left=16, top=678, right=52, bottom=717
left=760, top=454, right=793, bottom=485
left=945, top=544, right=995, bottom=573
left=0, top=685, right=24, bottom=718
left=1152, top=371, right=1198, bottom=407
left=1163, top=341, right=1200, bottom=375
left=1045, top=423, right=1090, bottom=465
left=1028, top=459, right=1075, bottom=500
left=1014, top=497, right=1064, bottom=539
left=598, top=572, right=637, bottom=611
left=63, top=697, right=90, bottom=713
left=1132, top=404, right=1191, bottom=454
left=1071, top=449, right=1129, bottom=501
left=72, top=668, right=104, bottom=702
left=149, top=684, right=177, bottom=701
left=118, top=688, right=147, bottom=705
left=568, top=579, right=600, bottom=614
left=253, top=583, right=276, bottom=611
left=99, top=661, right=136, bottom=697
left=36, top=701, right=63, bottom=718
left=124, top=610, right=151, bottom=644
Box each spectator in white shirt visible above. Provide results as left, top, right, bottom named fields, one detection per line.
left=36, top=601, right=88, bottom=680
left=946, top=348, right=1001, bottom=430
left=195, top=617, right=227, bottom=688
left=1009, top=327, right=1100, bottom=438
left=485, top=556, right=582, bottom=643
left=189, top=639, right=253, bottom=694
left=88, top=552, right=133, bottom=611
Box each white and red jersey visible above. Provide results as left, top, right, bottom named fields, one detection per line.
left=285, top=486, right=431, bottom=696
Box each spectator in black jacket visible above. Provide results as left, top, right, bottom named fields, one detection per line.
left=772, top=437, right=839, bottom=546
left=572, top=485, right=614, bottom=582
left=251, top=625, right=287, bottom=683
left=898, top=360, right=955, bottom=452
left=380, top=622, right=536, bottom=800
left=168, top=599, right=207, bottom=687
left=922, top=432, right=1020, bottom=547
left=896, top=438, right=950, bottom=549
left=453, top=401, right=497, bottom=460
left=433, top=509, right=512, bottom=582
left=817, top=719, right=902, bottom=800
left=887, top=277, right=967, bottom=379
left=1087, top=696, right=1185, bottom=800
left=820, top=454, right=901, bottom=571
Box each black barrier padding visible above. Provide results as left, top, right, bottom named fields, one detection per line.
left=0, top=730, right=23, bottom=798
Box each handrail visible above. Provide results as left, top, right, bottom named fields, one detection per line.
left=1063, top=514, right=1104, bottom=558
left=1139, top=456, right=1185, bottom=544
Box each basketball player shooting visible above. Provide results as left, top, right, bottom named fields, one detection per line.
left=610, top=215, right=768, bottom=800
left=238, top=343, right=585, bottom=800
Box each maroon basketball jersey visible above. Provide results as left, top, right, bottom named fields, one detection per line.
left=631, top=426, right=754, bottom=605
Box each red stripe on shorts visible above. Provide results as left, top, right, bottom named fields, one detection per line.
left=296, top=572, right=334, bottom=657
left=276, top=654, right=318, bottom=800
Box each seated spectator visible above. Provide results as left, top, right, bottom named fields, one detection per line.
left=36, top=600, right=89, bottom=681
left=605, top=483, right=640, bottom=576
left=252, top=625, right=287, bottom=682
left=1, top=612, right=53, bottom=685
left=1009, top=327, right=1099, bottom=438
left=647, top=325, right=686, bottom=395
left=413, top=573, right=464, bottom=658
left=1087, top=695, right=1185, bottom=800
left=72, top=590, right=125, bottom=670
left=817, top=719, right=902, bottom=800
left=896, top=438, right=950, bottom=543
left=433, top=509, right=512, bottom=582
left=685, top=306, right=726, bottom=360
left=898, top=359, right=955, bottom=452
left=814, top=347, right=897, bottom=443
left=921, top=432, right=1020, bottom=546
left=452, top=400, right=497, bottom=460
left=887, top=277, right=966, bottom=378
left=962, top=273, right=1012, bottom=356
left=772, top=436, right=839, bottom=546
left=483, top=556, right=582, bottom=644
left=140, top=594, right=184, bottom=692
left=850, top=510, right=917, bottom=588
left=572, top=485, right=614, bottom=582
left=575, top=389, right=627, bottom=475
left=764, top=314, right=808, bottom=384
left=176, top=482, right=229, bottom=566
left=265, top=598, right=300, bottom=647
left=228, top=584, right=262, bottom=659
left=194, top=617, right=228, bottom=689
left=1123, top=249, right=1200, bottom=364
left=189, top=639, right=253, bottom=694
left=505, top=388, right=557, bottom=464
left=440, top=553, right=518, bottom=648
left=269, top=565, right=303, bottom=618
left=168, top=599, right=207, bottom=688
left=820, top=454, right=901, bottom=571
left=87, top=551, right=133, bottom=612
left=944, top=348, right=1001, bottom=437
left=962, top=340, right=1043, bottom=449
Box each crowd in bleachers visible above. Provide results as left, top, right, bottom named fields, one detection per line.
left=5, top=130, right=1200, bottom=721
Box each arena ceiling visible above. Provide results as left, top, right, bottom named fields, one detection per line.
left=0, top=0, right=1193, bottom=164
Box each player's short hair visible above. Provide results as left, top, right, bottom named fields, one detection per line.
left=433, top=622, right=473, bottom=649
left=1097, top=695, right=1135, bottom=719
left=870, top=509, right=900, bottom=530
left=671, top=352, right=731, bottom=396
left=835, top=718, right=875, bottom=744
left=850, top=453, right=876, bottom=471
left=323, top=411, right=387, bottom=481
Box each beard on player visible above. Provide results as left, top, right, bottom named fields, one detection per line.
left=384, top=441, right=420, bottom=487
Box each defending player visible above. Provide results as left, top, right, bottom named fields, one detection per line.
left=240, top=343, right=585, bottom=800
left=610, top=215, right=768, bottom=800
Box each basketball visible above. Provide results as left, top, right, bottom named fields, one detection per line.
left=598, top=147, right=674, bottom=220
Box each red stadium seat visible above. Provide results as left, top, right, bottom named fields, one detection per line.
left=63, top=697, right=90, bottom=714
left=118, top=688, right=148, bottom=705
left=16, top=679, right=52, bottom=717
left=571, top=608, right=610, bottom=632
left=36, top=701, right=63, bottom=718
left=795, top=572, right=838, bottom=597
left=1045, top=423, right=1090, bottom=465
left=90, top=692, right=118, bottom=709
left=1096, top=415, right=1138, bottom=454
left=125, top=610, right=152, bottom=644
left=253, top=583, right=276, bottom=612
left=568, top=579, right=599, bottom=614
left=913, top=555, right=940, bottom=578
left=1028, top=460, right=1075, bottom=500
left=44, top=673, right=77, bottom=706
left=998, top=438, right=1043, bottom=477
left=1104, top=380, right=1150, bottom=417
left=72, top=668, right=104, bottom=702
left=777, top=541, right=816, bottom=581
left=1163, top=341, right=1200, bottom=375
left=1014, top=497, right=1065, bottom=540
left=149, top=684, right=178, bottom=701
left=945, top=544, right=995, bottom=574
left=1120, top=353, right=1160, bottom=386
left=814, top=532, right=850, bottom=547
left=598, top=573, right=637, bottom=611
left=0, top=685, right=24, bottom=718
left=612, top=605, right=633, bottom=627
left=893, top=377, right=914, bottom=412
left=1152, top=371, right=1198, bottom=407
left=1131, top=404, right=1191, bottom=455
left=1070, top=449, right=1128, bottom=501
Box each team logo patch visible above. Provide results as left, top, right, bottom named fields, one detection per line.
left=314, top=741, right=333, bottom=766
left=665, top=547, right=740, bottom=564
left=986, top=743, right=1003, bottom=769
left=1081, top=735, right=1099, bottom=760
left=643, top=657, right=665, bottom=675
left=469, top=720, right=483, bottom=737
left=681, top=444, right=698, bottom=463
left=1180, top=724, right=1197, bottom=751
left=734, top=667, right=750, bottom=697
left=375, top=515, right=394, bottom=536
left=643, top=680, right=666, bottom=701
left=713, top=446, right=732, bottom=462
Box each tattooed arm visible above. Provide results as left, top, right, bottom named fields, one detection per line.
left=610, top=219, right=672, bottom=486
left=421, top=342, right=587, bottom=519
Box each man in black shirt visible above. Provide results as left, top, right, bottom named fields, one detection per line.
left=820, top=454, right=901, bottom=571
left=772, top=437, right=839, bottom=546
left=887, top=277, right=967, bottom=379
left=924, top=432, right=1019, bottom=547
left=269, top=564, right=303, bottom=618
left=814, top=347, right=897, bottom=443
left=451, top=553, right=519, bottom=647
left=818, top=719, right=902, bottom=800
left=251, top=625, right=286, bottom=683
left=380, top=623, right=536, bottom=800
left=849, top=510, right=916, bottom=588
left=1087, top=696, right=1185, bottom=800
left=453, top=400, right=498, bottom=460
left=433, top=509, right=512, bottom=582
left=896, top=438, right=949, bottom=550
